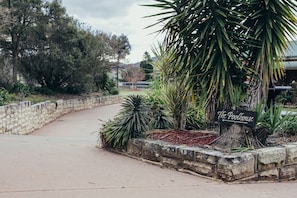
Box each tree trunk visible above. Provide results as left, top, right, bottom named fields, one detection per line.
left=12, top=53, right=18, bottom=83
left=248, top=79, right=269, bottom=110
left=213, top=123, right=261, bottom=152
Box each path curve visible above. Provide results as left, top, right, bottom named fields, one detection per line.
left=0, top=104, right=296, bottom=198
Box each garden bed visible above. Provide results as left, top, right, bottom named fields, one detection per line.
left=147, top=129, right=218, bottom=147
left=147, top=129, right=297, bottom=148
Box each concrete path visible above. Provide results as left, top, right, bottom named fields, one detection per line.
left=0, top=103, right=296, bottom=198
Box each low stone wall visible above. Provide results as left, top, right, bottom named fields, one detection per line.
left=126, top=139, right=297, bottom=182
left=0, top=95, right=122, bottom=135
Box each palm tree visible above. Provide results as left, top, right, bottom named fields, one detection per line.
left=243, top=0, right=297, bottom=109
left=146, top=0, right=297, bottom=120
left=146, top=0, right=250, bottom=122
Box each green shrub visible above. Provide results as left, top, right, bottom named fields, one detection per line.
left=34, top=86, right=54, bottom=95
left=0, top=87, right=9, bottom=106
left=161, top=82, right=190, bottom=130
left=109, top=87, right=119, bottom=95
left=10, top=82, right=32, bottom=100
left=149, top=102, right=172, bottom=129
left=11, top=82, right=30, bottom=95
left=146, top=79, right=164, bottom=105
left=100, top=95, right=150, bottom=148
left=186, top=105, right=207, bottom=130
left=282, top=115, right=297, bottom=135
left=146, top=80, right=172, bottom=129
left=256, top=104, right=297, bottom=135
left=275, top=90, right=293, bottom=105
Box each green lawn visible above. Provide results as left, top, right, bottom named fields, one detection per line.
left=3, top=88, right=148, bottom=106
left=118, top=88, right=148, bottom=97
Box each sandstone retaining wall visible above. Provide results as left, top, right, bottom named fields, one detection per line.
left=126, top=139, right=297, bottom=182
left=0, top=95, right=122, bottom=135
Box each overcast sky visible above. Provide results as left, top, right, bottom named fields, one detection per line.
left=61, top=0, right=165, bottom=63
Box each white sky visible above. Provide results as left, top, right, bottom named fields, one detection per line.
left=61, top=0, right=165, bottom=63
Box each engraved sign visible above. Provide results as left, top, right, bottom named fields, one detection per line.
left=215, top=109, right=256, bottom=127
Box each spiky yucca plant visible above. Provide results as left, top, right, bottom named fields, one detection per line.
left=100, top=95, right=150, bottom=148
left=161, top=82, right=191, bottom=130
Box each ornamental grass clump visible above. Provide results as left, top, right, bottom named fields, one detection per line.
left=256, top=104, right=297, bottom=135
left=99, top=95, right=151, bottom=149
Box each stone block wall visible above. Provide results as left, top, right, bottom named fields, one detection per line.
left=0, top=95, right=122, bottom=135
left=126, top=139, right=297, bottom=182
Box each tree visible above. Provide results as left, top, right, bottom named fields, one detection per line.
left=122, top=64, right=145, bottom=90
left=0, top=0, right=43, bottom=82
left=146, top=0, right=297, bottom=149
left=0, top=0, right=131, bottom=94
left=0, top=54, right=13, bottom=88
left=78, top=30, right=113, bottom=92
left=109, top=34, right=131, bottom=87
left=243, top=0, right=297, bottom=109
left=0, top=0, right=9, bottom=30
left=147, top=0, right=297, bottom=119
left=147, top=0, right=249, bottom=122
left=17, top=1, right=114, bottom=94
left=140, top=51, right=154, bottom=81
left=19, top=0, right=83, bottom=91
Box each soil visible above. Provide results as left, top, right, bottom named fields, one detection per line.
left=266, top=134, right=297, bottom=146
left=147, top=129, right=218, bottom=147
left=147, top=129, right=297, bottom=148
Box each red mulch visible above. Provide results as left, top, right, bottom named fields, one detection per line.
left=147, top=129, right=218, bottom=147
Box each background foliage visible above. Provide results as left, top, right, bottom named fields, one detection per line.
left=0, top=0, right=131, bottom=95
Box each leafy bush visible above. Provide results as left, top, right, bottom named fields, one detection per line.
left=100, top=95, right=150, bottom=148
left=34, top=86, right=54, bottom=95
left=281, top=116, right=297, bottom=135
left=146, top=79, right=164, bottom=105
left=149, top=102, right=172, bottom=129
left=109, top=87, right=119, bottom=95
left=256, top=104, right=297, bottom=135
left=263, top=105, right=287, bottom=134
left=0, top=87, right=9, bottom=106
left=186, top=105, right=207, bottom=130
left=161, top=82, right=190, bottom=130
left=145, top=79, right=172, bottom=129
left=275, top=90, right=294, bottom=105
left=10, top=82, right=32, bottom=100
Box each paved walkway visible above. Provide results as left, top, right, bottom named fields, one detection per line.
left=0, top=103, right=296, bottom=198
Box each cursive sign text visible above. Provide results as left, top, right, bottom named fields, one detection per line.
left=215, top=109, right=256, bottom=127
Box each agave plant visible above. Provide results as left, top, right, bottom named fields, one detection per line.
left=120, top=95, right=151, bottom=135
left=99, top=95, right=150, bottom=148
